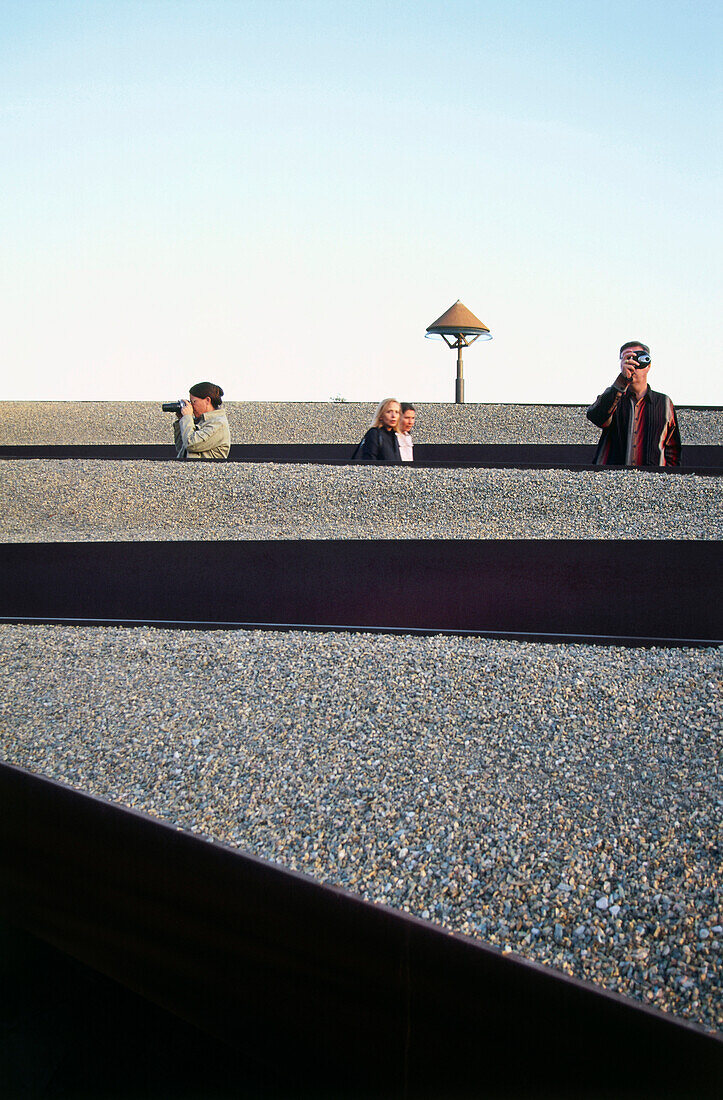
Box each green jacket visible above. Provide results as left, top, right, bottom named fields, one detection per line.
left=174, top=408, right=231, bottom=460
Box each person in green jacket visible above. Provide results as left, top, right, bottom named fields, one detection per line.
left=173, top=381, right=231, bottom=460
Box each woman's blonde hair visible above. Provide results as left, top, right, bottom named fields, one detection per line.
left=371, top=398, right=401, bottom=429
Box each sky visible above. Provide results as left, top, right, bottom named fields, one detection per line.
left=2, top=0, right=721, bottom=405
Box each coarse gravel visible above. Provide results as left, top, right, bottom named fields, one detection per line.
left=3, top=397, right=721, bottom=1039
left=0, top=400, right=720, bottom=446
left=2, top=460, right=722, bottom=541
left=1, top=623, right=721, bottom=1034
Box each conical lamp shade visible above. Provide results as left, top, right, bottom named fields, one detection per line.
left=426, top=300, right=490, bottom=336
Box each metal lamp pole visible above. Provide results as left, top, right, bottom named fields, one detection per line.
left=425, top=300, right=492, bottom=404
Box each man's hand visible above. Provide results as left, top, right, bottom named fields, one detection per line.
left=614, top=356, right=635, bottom=390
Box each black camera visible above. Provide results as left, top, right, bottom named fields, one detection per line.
left=633, top=352, right=651, bottom=366
left=161, top=400, right=185, bottom=413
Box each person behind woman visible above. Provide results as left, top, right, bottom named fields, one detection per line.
left=355, top=398, right=402, bottom=462
left=397, top=403, right=415, bottom=462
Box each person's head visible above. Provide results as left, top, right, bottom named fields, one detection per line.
left=619, top=342, right=651, bottom=375
left=372, top=398, right=401, bottom=430
left=399, top=404, right=416, bottom=434
left=189, top=381, right=224, bottom=417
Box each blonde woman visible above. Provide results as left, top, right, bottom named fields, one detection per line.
left=354, top=399, right=402, bottom=463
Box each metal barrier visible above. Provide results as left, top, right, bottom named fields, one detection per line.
left=1, top=442, right=721, bottom=469
left=2, top=540, right=721, bottom=645
left=2, top=762, right=720, bottom=1098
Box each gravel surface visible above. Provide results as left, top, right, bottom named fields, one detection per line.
left=1, top=400, right=720, bottom=446
left=3, top=397, right=721, bottom=1038
left=1, top=623, right=720, bottom=1034
left=2, top=460, right=722, bottom=541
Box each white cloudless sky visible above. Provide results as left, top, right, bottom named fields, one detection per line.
left=2, top=0, right=721, bottom=404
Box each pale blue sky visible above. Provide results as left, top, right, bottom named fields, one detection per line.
left=2, top=0, right=721, bottom=404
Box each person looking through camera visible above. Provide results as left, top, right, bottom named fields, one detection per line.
left=173, top=381, right=231, bottom=460
left=586, top=342, right=680, bottom=466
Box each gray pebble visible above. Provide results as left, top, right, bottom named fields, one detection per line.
left=2, top=399, right=721, bottom=1036
left=0, top=400, right=720, bottom=446
left=0, top=623, right=720, bottom=1034
left=1, top=460, right=721, bottom=542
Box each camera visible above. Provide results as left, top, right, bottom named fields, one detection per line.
left=633, top=352, right=651, bottom=366
left=161, top=400, right=185, bottom=413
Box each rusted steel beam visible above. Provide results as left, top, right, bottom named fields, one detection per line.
left=1, top=762, right=720, bottom=1098
left=1, top=540, right=721, bottom=646
left=0, top=442, right=721, bottom=468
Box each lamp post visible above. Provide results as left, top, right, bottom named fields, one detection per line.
left=425, top=300, right=492, bottom=403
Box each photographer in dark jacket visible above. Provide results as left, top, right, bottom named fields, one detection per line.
left=355, top=399, right=402, bottom=463
left=587, top=342, right=681, bottom=466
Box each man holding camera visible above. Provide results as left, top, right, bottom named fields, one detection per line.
left=586, top=342, right=681, bottom=466
left=172, top=381, right=231, bottom=460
